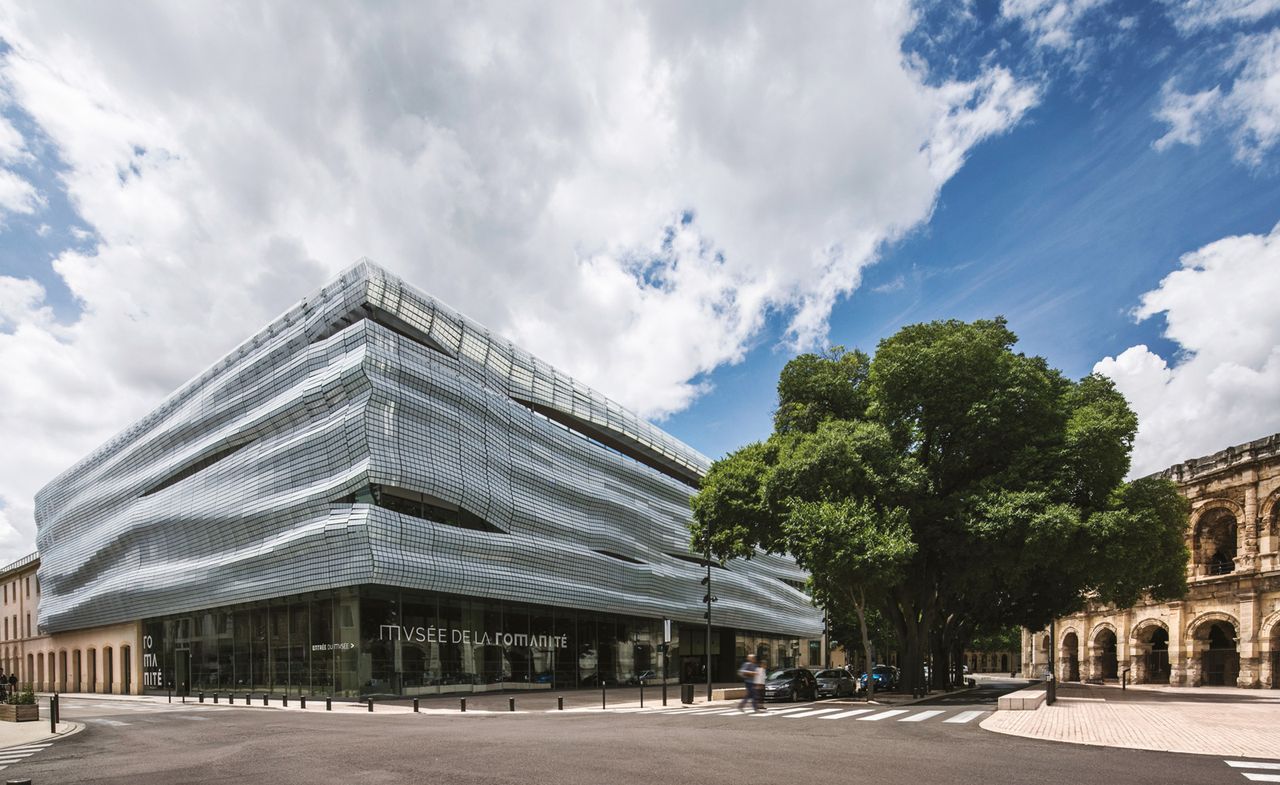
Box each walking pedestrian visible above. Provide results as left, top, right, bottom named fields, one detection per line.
left=737, top=654, right=758, bottom=711
left=752, top=659, right=767, bottom=711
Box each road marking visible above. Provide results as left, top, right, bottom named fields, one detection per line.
left=175, top=715, right=210, bottom=720
left=86, top=718, right=131, bottom=726
left=785, top=708, right=842, bottom=718
left=943, top=710, right=985, bottom=724
left=0, top=744, right=51, bottom=751
left=1229, top=763, right=1280, bottom=771
left=749, top=706, right=811, bottom=717
left=899, top=710, right=945, bottom=722
left=858, top=709, right=909, bottom=721
left=1242, top=775, right=1280, bottom=782
left=821, top=709, right=874, bottom=720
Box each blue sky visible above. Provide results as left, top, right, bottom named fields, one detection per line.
left=0, top=1, right=1278, bottom=560
left=665, top=0, right=1280, bottom=461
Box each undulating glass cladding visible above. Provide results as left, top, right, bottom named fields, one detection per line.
left=35, top=261, right=821, bottom=695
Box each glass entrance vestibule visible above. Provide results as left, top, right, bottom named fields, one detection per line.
left=141, top=585, right=701, bottom=697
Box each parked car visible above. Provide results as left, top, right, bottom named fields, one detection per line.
left=762, top=668, right=818, bottom=702
left=857, top=664, right=899, bottom=692
left=812, top=668, right=856, bottom=698
left=626, top=670, right=657, bottom=685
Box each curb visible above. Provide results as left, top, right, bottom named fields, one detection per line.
left=0, top=720, right=85, bottom=752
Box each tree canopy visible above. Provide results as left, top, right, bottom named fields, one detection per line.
left=690, top=318, right=1189, bottom=694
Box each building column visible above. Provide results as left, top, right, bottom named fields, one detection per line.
left=1238, top=591, right=1261, bottom=688
left=1168, top=602, right=1188, bottom=686
left=1238, top=480, right=1260, bottom=573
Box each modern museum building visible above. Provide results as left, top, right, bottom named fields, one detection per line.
left=26, top=262, right=821, bottom=697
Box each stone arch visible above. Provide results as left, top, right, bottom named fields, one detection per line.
left=1129, top=619, right=1171, bottom=684
left=1059, top=628, right=1081, bottom=681
left=1259, top=490, right=1280, bottom=538
left=1260, top=610, right=1280, bottom=690
left=1191, top=501, right=1242, bottom=577
left=1090, top=622, right=1120, bottom=680
left=1187, top=612, right=1240, bottom=687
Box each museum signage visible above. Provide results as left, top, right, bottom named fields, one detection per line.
left=379, top=624, right=568, bottom=649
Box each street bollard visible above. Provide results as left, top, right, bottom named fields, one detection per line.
left=460, top=698, right=466, bottom=712
left=168, top=688, right=172, bottom=704
left=198, top=691, right=204, bottom=704
left=413, top=698, right=419, bottom=713
left=509, top=697, right=515, bottom=712
left=367, top=698, right=374, bottom=713
left=557, top=696, right=563, bottom=711
left=602, top=685, right=606, bottom=710
left=662, top=681, right=667, bottom=707
left=640, top=682, right=644, bottom=708
left=245, top=694, right=250, bottom=705
left=300, top=696, right=306, bottom=709
left=213, top=692, right=218, bottom=704
left=326, top=696, right=332, bottom=711
left=283, top=695, right=288, bottom=707
left=49, top=694, right=57, bottom=733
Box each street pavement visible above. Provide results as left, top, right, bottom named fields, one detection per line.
left=5, top=678, right=1274, bottom=784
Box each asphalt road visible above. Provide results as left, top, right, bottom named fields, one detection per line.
left=7, top=679, right=1272, bottom=785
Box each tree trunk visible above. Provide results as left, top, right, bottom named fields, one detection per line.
left=853, top=588, right=875, bottom=702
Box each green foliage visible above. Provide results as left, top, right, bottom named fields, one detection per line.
left=774, top=347, right=871, bottom=433
left=12, top=686, right=35, bottom=705
left=691, top=315, right=1191, bottom=693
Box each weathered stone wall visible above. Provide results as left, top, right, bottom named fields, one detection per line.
left=1023, top=432, right=1280, bottom=688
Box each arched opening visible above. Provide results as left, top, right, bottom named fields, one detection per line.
left=1060, top=632, right=1080, bottom=681
left=122, top=646, right=132, bottom=695
left=104, top=646, right=114, bottom=694
left=1194, top=620, right=1239, bottom=686
left=71, top=650, right=81, bottom=692
left=1093, top=628, right=1118, bottom=680
left=1195, top=509, right=1238, bottom=576
left=25, top=653, right=32, bottom=686
left=36, top=652, right=44, bottom=691
left=1001, top=653, right=1009, bottom=672
left=1132, top=624, right=1171, bottom=684
left=86, top=648, right=97, bottom=693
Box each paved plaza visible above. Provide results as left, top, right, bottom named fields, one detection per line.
left=982, top=681, right=1280, bottom=759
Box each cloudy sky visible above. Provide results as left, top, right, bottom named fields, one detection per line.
left=0, top=0, right=1277, bottom=563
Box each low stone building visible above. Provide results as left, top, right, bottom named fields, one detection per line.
left=1023, top=432, right=1280, bottom=688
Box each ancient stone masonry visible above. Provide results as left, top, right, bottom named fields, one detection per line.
left=1023, top=432, right=1280, bottom=688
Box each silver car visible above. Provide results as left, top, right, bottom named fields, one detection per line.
left=813, top=668, right=856, bottom=698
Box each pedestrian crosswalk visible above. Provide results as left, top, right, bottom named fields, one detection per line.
left=0, top=742, right=52, bottom=772
left=1226, top=760, right=1280, bottom=782
left=655, top=703, right=988, bottom=725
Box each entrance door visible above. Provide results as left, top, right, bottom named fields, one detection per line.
left=175, top=648, right=191, bottom=696
left=122, top=647, right=132, bottom=695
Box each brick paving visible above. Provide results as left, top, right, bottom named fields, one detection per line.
left=981, top=681, right=1280, bottom=758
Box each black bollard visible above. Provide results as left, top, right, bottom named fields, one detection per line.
left=602, top=685, right=606, bottom=710
left=326, top=696, right=332, bottom=711
left=213, top=692, right=218, bottom=704
left=367, top=698, right=373, bottom=713
left=245, top=694, right=250, bottom=705
left=640, top=682, right=644, bottom=708
left=300, top=696, right=307, bottom=709
left=282, top=695, right=288, bottom=707
left=49, top=694, right=57, bottom=733
left=557, top=696, right=563, bottom=711
left=198, top=691, right=204, bottom=704
left=509, top=697, right=515, bottom=712
left=662, top=681, right=667, bottom=707
left=413, top=698, right=419, bottom=713
left=263, top=694, right=268, bottom=706
left=168, top=688, right=172, bottom=704
left=460, top=697, right=466, bottom=712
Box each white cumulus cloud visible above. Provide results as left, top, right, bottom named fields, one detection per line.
left=0, top=1, right=1037, bottom=561
left=1095, top=222, right=1280, bottom=476
left=1154, top=28, right=1280, bottom=165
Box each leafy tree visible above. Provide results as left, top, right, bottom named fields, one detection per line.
left=691, top=318, right=1189, bottom=695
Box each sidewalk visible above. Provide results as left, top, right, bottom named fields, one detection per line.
left=981, top=681, right=1280, bottom=759
left=0, top=718, right=80, bottom=750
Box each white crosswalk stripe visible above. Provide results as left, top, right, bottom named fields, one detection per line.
left=859, top=709, right=909, bottom=721
left=943, top=710, right=984, bottom=724
left=1226, top=761, right=1280, bottom=782
left=899, top=710, right=945, bottom=722
left=821, top=709, right=874, bottom=719
left=0, top=741, right=54, bottom=771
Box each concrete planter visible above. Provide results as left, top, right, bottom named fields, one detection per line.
left=0, top=703, right=39, bottom=722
